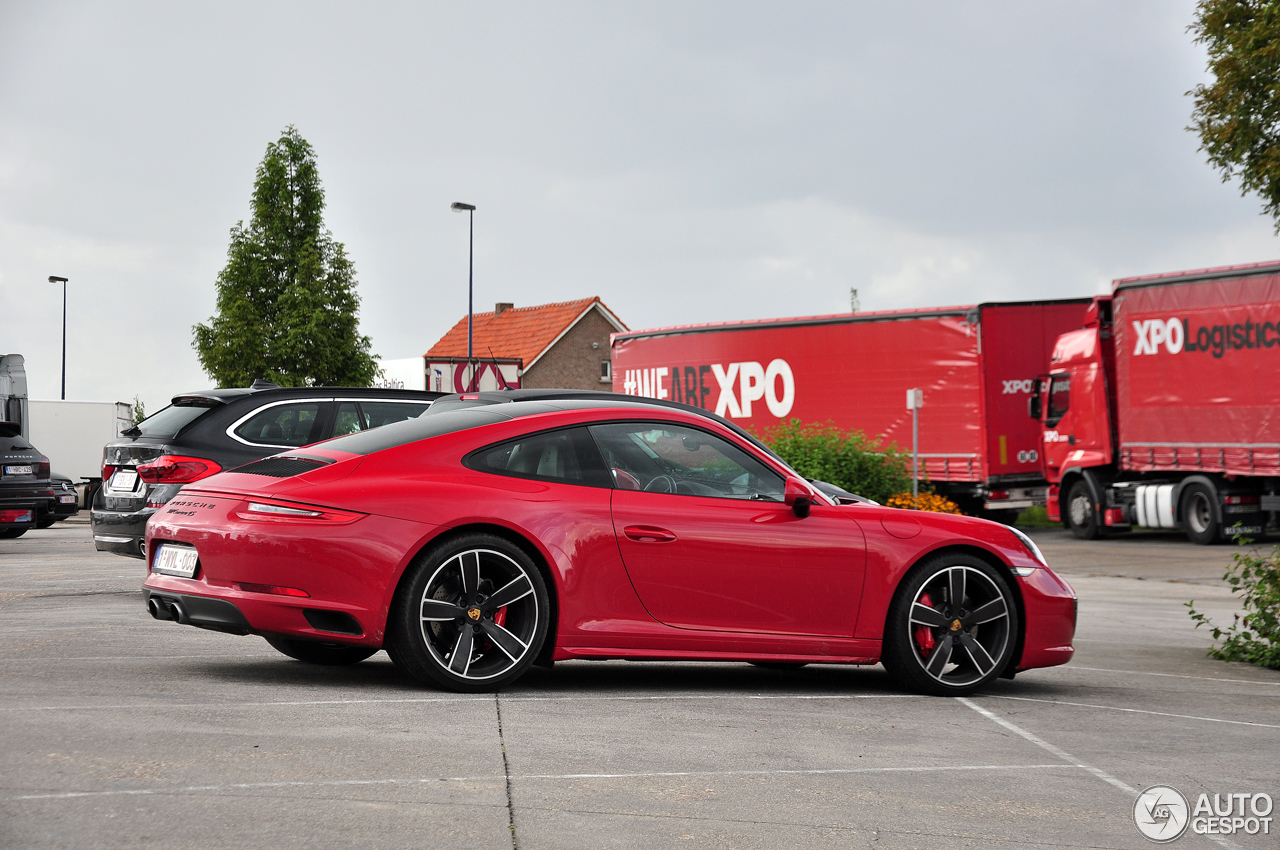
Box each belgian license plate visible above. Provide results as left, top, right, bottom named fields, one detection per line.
left=152, top=544, right=199, bottom=578
left=112, top=470, right=138, bottom=491
left=59, top=495, right=76, bottom=504
left=4, top=465, right=33, bottom=475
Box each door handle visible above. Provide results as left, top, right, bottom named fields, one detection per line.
left=623, top=525, right=677, bottom=543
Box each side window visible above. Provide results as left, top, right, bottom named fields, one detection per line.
left=1047, top=374, right=1070, bottom=426
left=333, top=402, right=365, bottom=437
left=464, top=427, right=611, bottom=488
left=587, top=422, right=785, bottom=501
left=360, top=401, right=432, bottom=429
left=233, top=402, right=323, bottom=447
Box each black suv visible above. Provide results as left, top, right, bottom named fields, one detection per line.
left=0, top=421, right=54, bottom=539
left=91, top=381, right=442, bottom=558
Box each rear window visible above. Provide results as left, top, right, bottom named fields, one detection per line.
left=464, top=427, right=611, bottom=488
left=361, top=400, right=432, bottom=428
left=320, top=407, right=516, bottom=455
left=134, top=404, right=213, bottom=438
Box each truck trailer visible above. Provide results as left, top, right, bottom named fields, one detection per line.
left=1032, top=261, right=1280, bottom=543
left=611, top=299, right=1093, bottom=516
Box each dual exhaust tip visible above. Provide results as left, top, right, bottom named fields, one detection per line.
left=147, top=596, right=187, bottom=624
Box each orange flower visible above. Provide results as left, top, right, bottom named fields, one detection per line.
left=886, top=492, right=963, bottom=514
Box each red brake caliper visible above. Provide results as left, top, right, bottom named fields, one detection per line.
left=494, top=607, right=508, bottom=628
left=914, top=592, right=936, bottom=658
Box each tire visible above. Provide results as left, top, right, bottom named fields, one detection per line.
left=1064, top=480, right=1103, bottom=540
left=386, top=532, right=550, bottom=693
left=0, top=528, right=27, bottom=539
left=882, top=553, right=1019, bottom=697
left=1180, top=482, right=1219, bottom=545
left=264, top=636, right=378, bottom=666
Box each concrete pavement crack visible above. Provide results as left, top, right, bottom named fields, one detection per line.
left=495, top=694, right=519, bottom=849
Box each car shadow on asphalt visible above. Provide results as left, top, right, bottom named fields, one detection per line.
left=177, top=651, right=1089, bottom=700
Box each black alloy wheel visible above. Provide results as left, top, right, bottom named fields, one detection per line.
left=1065, top=480, right=1103, bottom=540
left=387, top=533, right=549, bottom=693
left=263, top=636, right=378, bottom=666
left=1180, top=482, right=1219, bottom=545
left=883, top=553, right=1018, bottom=697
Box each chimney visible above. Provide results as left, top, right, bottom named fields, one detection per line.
left=495, top=302, right=514, bottom=316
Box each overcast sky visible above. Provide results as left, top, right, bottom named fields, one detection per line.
left=2, top=1, right=1276, bottom=410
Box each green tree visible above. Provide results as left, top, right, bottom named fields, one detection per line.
left=193, top=126, right=378, bottom=387
left=1189, top=1, right=1280, bottom=229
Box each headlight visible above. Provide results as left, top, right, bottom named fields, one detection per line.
left=1008, top=525, right=1047, bottom=568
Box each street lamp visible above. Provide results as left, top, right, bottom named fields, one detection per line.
left=450, top=202, right=476, bottom=387
left=48, top=276, right=68, bottom=400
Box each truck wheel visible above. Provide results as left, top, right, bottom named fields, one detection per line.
left=1064, top=480, right=1103, bottom=540
left=1180, top=482, right=1219, bottom=545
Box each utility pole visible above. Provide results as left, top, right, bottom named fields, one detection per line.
left=906, top=388, right=922, bottom=499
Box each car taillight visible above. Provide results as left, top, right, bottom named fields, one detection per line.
left=988, top=490, right=1009, bottom=500
left=233, top=498, right=364, bottom=525
left=102, top=464, right=116, bottom=482
left=1224, top=495, right=1260, bottom=505
left=37, top=455, right=50, bottom=478
left=136, top=455, right=223, bottom=484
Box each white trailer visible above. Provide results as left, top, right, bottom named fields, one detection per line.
left=27, top=400, right=133, bottom=493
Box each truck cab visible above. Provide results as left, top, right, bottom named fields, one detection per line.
left=1030, top=297, right=1117, bottom=535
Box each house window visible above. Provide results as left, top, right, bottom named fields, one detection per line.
left=600, top=360, right=612, bottom=382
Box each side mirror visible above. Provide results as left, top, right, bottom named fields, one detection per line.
left=1028, top=395, right=1041, bottom=420
left=784, top=478, right=812, bottom=518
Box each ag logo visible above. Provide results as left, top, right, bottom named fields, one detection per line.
left=1134, top=785, right=1190, bottom=842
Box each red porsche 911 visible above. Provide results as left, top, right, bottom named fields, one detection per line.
left=143, top=391, right=1076, bottom=697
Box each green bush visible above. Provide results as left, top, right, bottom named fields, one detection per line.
left=1015, top=506, right=1057, bottom=528
left=1187, top=543, right=1280, bottom=670
left=758, top=419, right=912, bottom=504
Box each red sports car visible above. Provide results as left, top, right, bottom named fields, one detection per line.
left=143, top=392, right=1076, bottom=696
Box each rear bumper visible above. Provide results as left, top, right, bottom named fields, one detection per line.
left=90, top=507, right=154, bottom=558
left=145, top=590, right=253, bottom=634
left=0, top=489, right=41, bottom=530
left=984, top=486, right=1047, bottom=512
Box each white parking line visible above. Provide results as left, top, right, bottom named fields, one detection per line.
left=6, top=764, right=1078, bottom=803
left=1058, top=665, right=1280, bottom=687
left=959, top=698, right=1243, bottom=850
left=986, top=695, right=1280, bottom=730
left=957, top=698, right=1135, bottom=794
left=0, top=693, right=923, bottom=712
left=0, top=654, right=279, bottom=662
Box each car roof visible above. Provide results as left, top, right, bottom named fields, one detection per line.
left=170, top=384, right=443, bottom=407
left=424, top=389, right=784, bottom=463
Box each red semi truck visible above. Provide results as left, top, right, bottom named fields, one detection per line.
left=611, top=299, right=1092, bottom=517
left=1032, top=260, right=1280, bottom=544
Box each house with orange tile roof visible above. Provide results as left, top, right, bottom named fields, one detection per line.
left=423, top=297, right=628, bottom=393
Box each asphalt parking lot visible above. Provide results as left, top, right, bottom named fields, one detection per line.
left=1, top=520, right=1277, bottom=849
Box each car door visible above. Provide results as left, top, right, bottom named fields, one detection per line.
left=588, top=421, right=866, bottom=637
